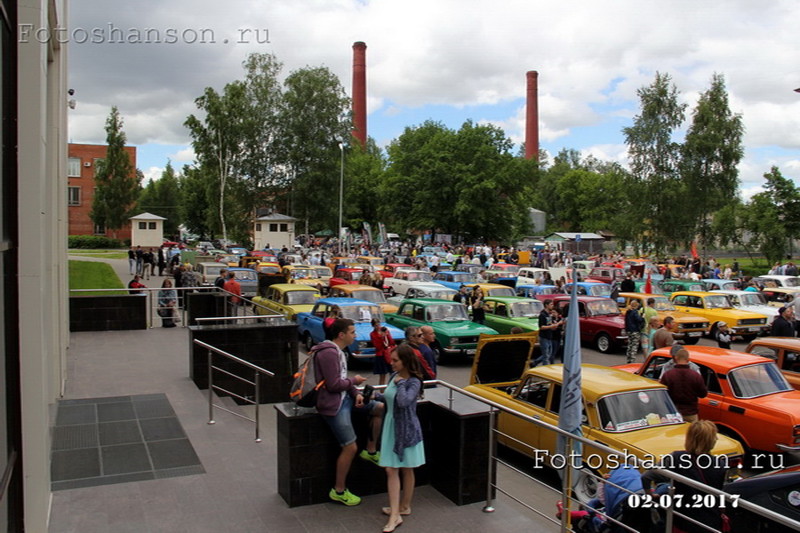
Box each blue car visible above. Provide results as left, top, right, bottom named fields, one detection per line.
left=516, top=284, right=559, bottom=298
left=564, top=282, right=612, bottom=297
left=226, top=267, right=259, bottom=298
left=296, top=297, right=404, bottom=359
left=433, top=270, right=478, bottom=291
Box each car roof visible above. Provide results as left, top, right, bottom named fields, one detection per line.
left=484, top=296, right=537, bottom=303
left=650, top=345, right=772, bottom=370
left=619, top=292, right=667, bottom=298
left=336, top=267, right=365, bottom=272
left=316, top=297, right=379, bottom=307
left=331, top=284, right=380, bottom=291
left=400, top=298, right=464, bottom=306
left=467, top=283, right=511, bottom=289
left=269, top=283, right=318, bottom=292
left=529, top=364, right=667, bottom=401
left=670, top=290, right=724, bottom=297
left=748, top=337, right=800, bottom=349
left=552, top=295, right=611, bottom=302
left=713, top=290, right=752, bottom=295
left=227, top=267, right=256, bottom=272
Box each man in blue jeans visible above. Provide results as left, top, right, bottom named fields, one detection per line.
left=534, top=300, right=563, bottom=366
left=314, top=318, right=384, bottom=506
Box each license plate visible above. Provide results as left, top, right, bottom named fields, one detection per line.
left=748, top=327, right=761, bottom=332
left=688, top=332, right=702, bottom=337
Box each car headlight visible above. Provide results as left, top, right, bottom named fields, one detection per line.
left=357, top=341, right=371, bottom=350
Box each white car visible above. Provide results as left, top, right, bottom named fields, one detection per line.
left=386, top=282, right=456, bottom=306
left=384, top=270, right=435, bottom=296
left=713, top=290, right=779, bottom=320
left=755, top=275, right=800, bottom=289
left=515, top=267, right=550, bottom=287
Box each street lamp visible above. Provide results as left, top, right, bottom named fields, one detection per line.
left=338, top=141, right=345, bottom=255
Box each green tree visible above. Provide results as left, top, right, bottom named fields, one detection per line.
left=681, top=73, right=744, bottom=255
left=623, top=72, right=688, bottom=253
left=137, top=162, right=182, bottom=237
left=343, top=138, right=387, bottom=229
left=178, top=164, right=214, bottom=239
left=279, top=66, right=351, bottom=232
left=90, top=107, right=139, bottom=237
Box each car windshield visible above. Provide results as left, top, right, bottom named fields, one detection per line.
left=704, top=295, right=732, bottom=309
left=728, top=363, right=792, bottom=398
left=348, top=271, right=363, bottom=281
left=426, top=304, right=469, bottom=322
left=510, top=300, right=543, bottom=318
left=500, top=265, right=520, bottom=273
left=290, top=269, right=313, bottom=279
left=407, top=272, right=433, bottom=282
left=427, top=290, right=456, bottom=299
left=638, top=283, right=664, bottom=294
left=257, top=265, right=280, bottom=274
left=586, top=300, right=620, bottom=316
left=203, top=265, right=224, bottom=277
left=597, top=389, right=684, bottom=432
left=487, top=287, right=516, bottom=297
left=233, top=271, right=256, bottom=281
left=351, top=290, right=386, bottom=304
left=588, top=285, right=611, bottom=297
left=453, top=273, right=475, bottom=282
left=285, top=291, right=317, bottom=305
left=339, top=305, right=384, bottom=323
left=738, top=292, right=768, bottom=306
left=783, top=277, right=800, bottom=287
left=651, top=297, right=675, bottom=311
left=313, top=267, right=332, bottom=278
left=687, top=284, right=704, bottom=292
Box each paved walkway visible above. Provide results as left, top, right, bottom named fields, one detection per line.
left=52, top=255, right=560, bottom=532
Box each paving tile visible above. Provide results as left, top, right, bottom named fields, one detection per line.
left=52, top=424, right=98, bottom=450
left=134, top=398, right=175, bottom=419
left=101, top=443, right=152, bottom=475
left=97, top=401, right=136, bottom=422
left=147, top=439, right=202, bottom=470
left=98, top=420, right=142, bottom=446
left=56, top=404, right=97, bottom=426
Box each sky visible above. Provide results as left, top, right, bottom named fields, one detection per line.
left=65, top=0, right=800, bottom=198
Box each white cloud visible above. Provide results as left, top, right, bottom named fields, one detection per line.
left=141, top=166, right=164, bottom=185
left=169, top=148, right=195, bottom=163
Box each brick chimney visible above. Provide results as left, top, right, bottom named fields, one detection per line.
left=352, top=41, right=367, bottom=148
left=525, top=70, right=539, bottom=161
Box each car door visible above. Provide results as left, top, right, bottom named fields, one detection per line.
left=499, top=374, right=553, bottom=455
left=695, top=363, right=723, bottom=422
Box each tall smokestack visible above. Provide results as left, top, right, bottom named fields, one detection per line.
left=352, top=41, right=367, bottom=148
left=525, top=70, right=539, bottom=161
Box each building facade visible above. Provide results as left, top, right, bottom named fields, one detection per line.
left=67, top=143, right=136, bottom=240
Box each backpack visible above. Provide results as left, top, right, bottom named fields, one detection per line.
left=289, top=349, right=325, bottom=407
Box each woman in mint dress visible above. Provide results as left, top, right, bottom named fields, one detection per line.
left=377, top=344, right=425, bottom=533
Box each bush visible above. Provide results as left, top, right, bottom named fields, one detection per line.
left=68, top=235, right=125, bottom=249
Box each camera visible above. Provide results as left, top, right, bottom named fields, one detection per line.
left=362, top=384, right=374, bottom=403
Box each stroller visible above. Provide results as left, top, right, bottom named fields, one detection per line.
left=558, top=465, right=653, bottom=533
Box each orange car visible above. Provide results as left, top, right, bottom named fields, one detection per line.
left=745, top=337, right=800, bottom=390
left=617, top=346, right=800, bottom=455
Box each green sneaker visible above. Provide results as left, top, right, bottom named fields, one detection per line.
left=329, top=488, right=361, bottom=506
left=359, top=449, right=381, bottom=465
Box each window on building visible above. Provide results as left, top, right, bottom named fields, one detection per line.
left=279, top=223, right=288, bottom=232
left=148, top=222, right=156, bottom=230
left=67, top=187, right=81, bottom=206
left=255, top=223, right=261, bottom=232
left=67, top=157, right=81, bottom=177
left=139, top=222, right=147, bottom=230
left=269, top=223, right=278, bottom=232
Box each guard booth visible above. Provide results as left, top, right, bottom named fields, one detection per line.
left=130, top=212, right=166, bottom=247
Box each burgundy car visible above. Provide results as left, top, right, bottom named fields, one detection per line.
left=328, top=267, right=366, bottom=288
left=552, top=296, right=628, bottom=353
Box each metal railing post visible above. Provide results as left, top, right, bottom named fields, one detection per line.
left=254, top=371, right=261, bottom=443
left=560, top=436, right=574, bottom=533
left=207, top=350, right=215, bottom=425
left=664, top=481, right=675, bottom=533
left=483, top=406, right=496, bottom=513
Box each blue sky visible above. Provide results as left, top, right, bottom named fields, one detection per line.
left=68, top=0, right=800, bottom=199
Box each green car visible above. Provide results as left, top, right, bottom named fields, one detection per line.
left=386, top=298, right=499, bottom=356
left=483, top=296, right=542, bottom=338
left=659, top=279, right=705, bottom=296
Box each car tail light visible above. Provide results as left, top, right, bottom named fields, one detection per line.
left=793, top=425, right=800, bottom=443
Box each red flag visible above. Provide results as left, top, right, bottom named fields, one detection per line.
left=690, top=242, right=699, bottom=259
left=644, top=273, right=652, bottom=294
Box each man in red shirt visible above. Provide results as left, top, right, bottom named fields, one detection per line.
left=128, top=275, right=146, bottom=295
left=660, top=347, right=707, bottom=422
left=222, top=272, right=242, bottom=315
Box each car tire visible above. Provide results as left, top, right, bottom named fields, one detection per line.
left=717, top=427, right=753, bottom=467
left=741, top=334, right=758, bottom=343
left=595, top=333, right=612, bottom=354
left=389, top=288, right=396, bottom=297
left=683, top=336, right=700, bottom=345
left=303, top=333, right=314, bottom=352
left=571, top=466, right=601, bottom=505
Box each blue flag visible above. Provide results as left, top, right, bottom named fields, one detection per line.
left=558, top=267, right=583, bottom=461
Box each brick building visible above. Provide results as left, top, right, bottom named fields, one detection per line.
left=67, top=143, right=137, bottom=240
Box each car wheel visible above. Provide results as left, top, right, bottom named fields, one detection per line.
left=571, top=467, right=600, bottom=505
left=741, top=334, right=757, bottom=343
left=717, top=427, right=753, bottom=467
left=683, top=336, right=700, bottom=345
left=389, top=288, right=396, bottom=297
left=595, top=333, right=612, bottom=353
left=303, top=333, right=314, bottom=352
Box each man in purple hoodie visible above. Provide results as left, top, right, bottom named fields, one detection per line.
left=314, top=318, right=384, bottom=506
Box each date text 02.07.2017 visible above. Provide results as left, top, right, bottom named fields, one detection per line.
left=627, top=493, right=740, bottom=510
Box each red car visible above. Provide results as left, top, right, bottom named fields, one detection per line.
left=585, top=267, right=626, bottom=284
left=379, top=263, right=414, bottom=279
left=552, top=295, right=628, bottom=353
left=328, top=267, right=366, bottom=288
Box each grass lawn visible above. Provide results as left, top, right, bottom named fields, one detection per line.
left=69, top=260, right=126, bottom=295
left=68, top=249, right=128, bottom=260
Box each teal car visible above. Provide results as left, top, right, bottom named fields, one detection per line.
left=386, top=298, right=499, bottom=356
left=483, top=296, right=542, bottom=339
left=659, top=279, right=705, bottom=296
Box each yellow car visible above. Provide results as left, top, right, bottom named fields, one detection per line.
left=254, top=262, right=281, bottom=275
left=669, top=291, right=770, bottom=340
left=463, top=334, right=743, bottom=503
left=618, top=292, right=710, bottom=344
left=251, top=283, right=320, bottom=320
left=356, top=255, right=385, bottom=271
left=327, top=284, right=399, bottom=314
left=281, top=265, right=327, bottom=293
left=465, top=283, right=517, bottom=298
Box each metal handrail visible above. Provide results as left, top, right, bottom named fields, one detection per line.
left=193, top=338, right=275, bottom=442
left=426, top=380, right=800, bottom=533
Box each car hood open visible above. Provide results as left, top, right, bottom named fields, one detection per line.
left=469, top=333, right=537, bottom=385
